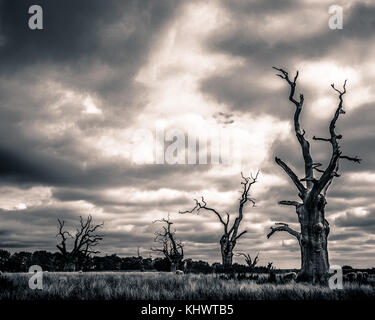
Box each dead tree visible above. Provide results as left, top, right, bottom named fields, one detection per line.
left=180, top=172, right=259, bottom=269
left=268, top=67, right=361, bottom=283
left=56, top=215, right=103, bottom=271
left=237, top=252, right=259, bottom=275
left=267, top=262, right=274, bottom=272
left=151, top=216, right=184, bottom=272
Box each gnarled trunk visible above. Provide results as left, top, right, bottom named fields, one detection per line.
left=221, top=252, right=233, bottom=268
left=268, top=197, right=331, bottom=283
left=220, top=236, right=234, bottom=268
left=298, top=200, right=330, bottom=283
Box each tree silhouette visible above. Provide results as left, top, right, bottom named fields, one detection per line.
left=267, top=67, right=361, bottom=283
left=151, top=216, right=184, bottom=272
left=56, top=215, right=103, bottom=271
left=181, top=172, right=259, bottom=269
left=236, top=252, right=259, bottom=276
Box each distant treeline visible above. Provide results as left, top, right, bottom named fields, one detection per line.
left=1, top=249, right=374, bottom=274
left=0, top=249, right=277, bottom=273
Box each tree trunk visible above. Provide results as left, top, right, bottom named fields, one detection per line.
left=64, top=261, right=76, bottom=272
left=170, top=262, right=177, bottom=272
left=220, top=236, right=234, bottom=269
left=63, top=255, right=78, bottom=271
left=221, top=252, right=233, bottom=268
left=298, top=202, right=330, bottom=283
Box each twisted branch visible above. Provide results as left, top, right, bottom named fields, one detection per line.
left=267, top=223, right=301, bottom=241
left=273, top=67, right=314, bottom=189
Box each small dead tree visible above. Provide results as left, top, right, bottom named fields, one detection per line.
left=267, top=262, right=274, bottom=272
left=237, top=252, right=259, bottom=275
left=56, top=215, right=103, bottom=271
left=151, top=216, right=184, bottom=272
left=180, top=172, right=259, bottom=269
left=268, top=67, right=361, bottom=283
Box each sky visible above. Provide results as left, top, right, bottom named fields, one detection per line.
left=0, top=0, right=374, bottom=268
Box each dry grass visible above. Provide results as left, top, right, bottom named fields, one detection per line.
left=0, top=272, right=374, bottom=300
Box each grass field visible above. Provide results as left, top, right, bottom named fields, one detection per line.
left=1, top=272, right=375, bottom=300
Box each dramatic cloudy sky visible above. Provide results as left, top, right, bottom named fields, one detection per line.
left=0, top=0, right=374, bottom=268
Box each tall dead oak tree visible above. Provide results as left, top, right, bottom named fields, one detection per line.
left=268, top=67, right=361, bottom=283
left=180, top=172, right=258, bottom=269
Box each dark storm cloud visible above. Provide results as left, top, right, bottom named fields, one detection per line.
left=208, top=2, right=375, bottom=65
left=0, top=206, right=78, bottom=225
left=0, top=206, right=82, bottom=251
left=0, top=239, right=50, bottom=249
left=334, top=210, right=375, bottom=231
left=0, top=0, right=185, bottom=188
left=200, top=67, right=296, bottom=118
left=0, top=0, right=177, bottom=72
left=340, top=103, right=375, bottom=172
left=329, top=232, right=362, bottom=241
left=0, top=144, right=209, bottom=188
left=200, top=2, right=375, bottom=117
left=52, top=187, right=192, bottom=211
left=0, top=0, right=176, bottom=119
left=330, top=183, right=375, bottom=202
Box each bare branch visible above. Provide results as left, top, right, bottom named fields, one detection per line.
left=273, top=67, right=314, bottom=189
left=313, top=167, right=325, bottom=174
left=340, top=155, right=361, bottom=163
left=56, top=215, right=104, bottom=261
left=275, top=157, right=305, bottom=196
left=267, top=223, right=301, bottom=241
left=237, top=252, right=259, bottom=270
left=56, top=219, right=73, bottom=256
left=225, top=212, right=230, bottom=226
left=235, top=230, right=247, bottom=240
left=229, top=171, right=259, bottom=240
left=300, top=176, right=318, bottom=184
left=152, top=216, right=183, bottom=268
left=310, top=80, right=360, bottom=200
left=179, top=197, right=227, bottom=229
left=278, top=200, right=301, bottom=207
left=312, top=136, right=331, bottom=142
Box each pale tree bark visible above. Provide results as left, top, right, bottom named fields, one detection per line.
left=180, top=172, right=259, bottom=270
left=56, top=215, right=103, bottom=271
left=151, top=216, right=184, bottom=272
left=268, top=67, right=361, bottom=284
